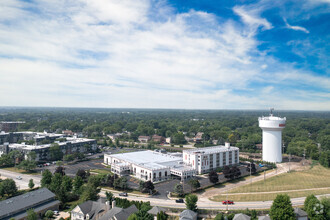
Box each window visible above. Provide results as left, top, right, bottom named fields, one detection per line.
left=165, top=171, right=167, bottom=176
left=159, top=172, right=162, bottom=177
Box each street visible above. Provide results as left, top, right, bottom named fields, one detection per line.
left=0, top=169, right=41, bottom=189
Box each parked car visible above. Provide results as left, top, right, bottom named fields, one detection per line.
left=222, top=200, right=234, bottom=205
left=16, top=176, right=22, bottom=180
left=54, top=211, right=59, bottom=216
left=259, top=163, right=265, bottom=167
left=175, top=199, right=184, bottom=203
left=119, top=192, right=128, bottom=197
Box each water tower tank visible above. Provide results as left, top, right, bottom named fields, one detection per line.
left=259, top=108, right=286, bottom=163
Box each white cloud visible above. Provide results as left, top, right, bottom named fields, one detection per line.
left=0, top=0, right=329, bottom=110
left=284, top=18, right=309, bottom=33
left=233, top=6, right=272, bottom=30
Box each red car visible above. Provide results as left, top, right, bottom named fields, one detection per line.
left=222, top=200, right=234, bottom=205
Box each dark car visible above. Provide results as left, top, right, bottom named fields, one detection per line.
left=222, top=200, right=234, bottom=205
left=119, top=192, right=128, bottom=197
left=175, top=199, right=184, bottom=203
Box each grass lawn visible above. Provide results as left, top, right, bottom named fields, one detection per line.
left=1, top=167, right=39, bottom=175
left=211, top=188, right=330, bottom=202
left=211, top=165, right=330, bottom=202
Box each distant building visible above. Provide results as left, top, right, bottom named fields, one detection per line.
left=107, top=133, right=122, bottom=141
left=183, top=142, right=239, bottom=174
left=151, top=135, right=165, bottom=143
left=62, top=130, right=74, bottom=136
left=193, top=132, right=203, bottom=143
left=0, top=121, right=25, bottom=132
left=0, top=136, right=97, bottom=161
left=0, top=188, right=60, bottom=220
left=165, top=137, right=171, bottom=144
left=138, top=136, right=150, bottom=143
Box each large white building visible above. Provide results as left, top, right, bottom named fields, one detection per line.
left=104, top=143, right=239, bottom=182
left=259, top=109, right=286, bottom=163
left=183, top=143, right=239, bottom=174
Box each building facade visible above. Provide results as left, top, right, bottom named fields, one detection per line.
left=183, top=143, right=239, bottom=174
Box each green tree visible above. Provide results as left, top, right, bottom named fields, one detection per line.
left=208, top=171, right=219, bottom=184
left=214, top=213, right=225, bottom=220
left=306, top=196, right=325, bottom=220
left=174, top=184, right=183, bottom=196
left=157, top=211, right=168, bottom=220
left=1, top=179, right=17, bottom=196
left=49, top=144, right=63, bottom=161
left=105, top=191, right=114, bottom=202
left=305, top=194, right=318, bottom=209
left=319, top=151, right=330, bottom=168
left=41, top=169, right=53, bottom=188
left=45, top=210, right=54, bottom=219
left=26, top=209, right=37, bottom=220
left=127, top=213, right=138, bottom=220
left=188, top=179, right=200, bottom=192
left=80, top=183, right=100, bottom=202
left=17, top=160, right=36, bottom=172
left=63, top=154, right=75, bottom=162
left=28, top=179, right=35, bottom=189
left=269, top=194, right=295, bottom=220
left=320, top=197, right=330, bottom=220
left=73, top=176, right=84, bottom=195
left=50, top=173, right=62, bottom=193
left=0, top=154, right=13, bottom=167
left=185, top=194, right=198, bottom=212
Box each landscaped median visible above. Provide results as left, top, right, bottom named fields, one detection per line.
left=211, top=165, right=330, bottom=202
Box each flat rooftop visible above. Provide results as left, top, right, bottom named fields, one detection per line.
left=8, top=138, right=95, bottom=150
left=107, top=150, right=185, bottom=170
left=183, top=145, right=239, bottom=154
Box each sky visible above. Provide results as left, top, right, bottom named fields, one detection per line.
left=0, top=0, right=329, bottom=110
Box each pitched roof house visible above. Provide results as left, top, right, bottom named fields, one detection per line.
left=71, top=200, right=110, bottom=220
left=0, top=188, right=60, bottom=220
left=179, top=210, right=197, bottom=220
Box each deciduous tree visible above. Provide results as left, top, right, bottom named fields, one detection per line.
left=185, top=194, right=198, bottom=212
left=270, top=194, right=295, bottom=220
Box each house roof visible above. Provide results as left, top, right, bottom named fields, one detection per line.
left=148, top=206, right=166, bottom=215
left=76, top=200, right=106, bottom=219
left=180, top=210, right=197, bottom=219
left=99, top=205, right=138, bottom=220
left=294, top=207, right=308, bottom=217
left=258, top=216, right=271, bottom=220
left=233, top=213, right=251, bottom=220
left=0, top=188, right=58, bottom=219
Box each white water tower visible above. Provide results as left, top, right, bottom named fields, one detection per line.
left=259, top=108, right=286, bottom=163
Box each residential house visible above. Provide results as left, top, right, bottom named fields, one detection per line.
left=294, top=207, right=308, bottom=220
left=179, top=210, right=197, bottom=220
left=258, top=216, right=271, bottom=220
left=233, top=213, right=251, bottom=220
left=193, top=132, right=203, bottom=143
left=147, top=206, right=166, bottom=219
left=0, top=188, right=60, bottom=220
left=138, top=136, right=150, bottom=143
left=71, top=200, right=110, bottom=220
left=151, top=135, right=165, bottom=143
left=99, top=203, right=138, bottom=220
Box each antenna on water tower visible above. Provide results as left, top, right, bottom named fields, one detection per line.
left=270, top=107, right=274, bottom=116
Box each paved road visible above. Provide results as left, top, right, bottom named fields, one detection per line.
left=0, top=169, right=41, bottom=189
left=101, top=189, right=330, bottom=210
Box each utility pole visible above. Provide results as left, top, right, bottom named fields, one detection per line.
left=250, top=162, right=252, bottom=187
left=288, top=153, right=291, bottom=172
left=264, top=169, right=265, bottom=181
left=226, top=190, right=228, bottom=211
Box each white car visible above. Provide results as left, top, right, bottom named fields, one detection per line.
left=16, top=176, right=22, bottom=180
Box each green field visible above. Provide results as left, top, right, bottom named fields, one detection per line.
left=211, top=165, right=330, bottom=202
